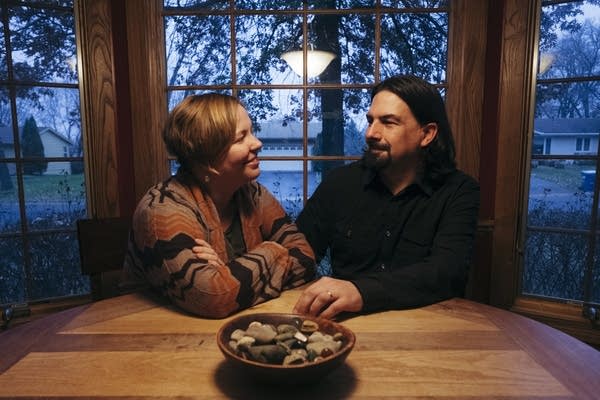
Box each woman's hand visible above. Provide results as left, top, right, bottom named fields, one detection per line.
left=292, top=276, right=363, bottom=319
left=192, top=239, right=224, bottom=266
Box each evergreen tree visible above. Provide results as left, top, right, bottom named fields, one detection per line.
left=0, top=147, right=13, bottom=191
left=21, top=116, right=47, bottom=175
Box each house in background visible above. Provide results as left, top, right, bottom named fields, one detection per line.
left=0, top=125, right=74, bottom=175
left=255, top=120, right=319, bottom=171
left=533, top=118, right=600, bottom=156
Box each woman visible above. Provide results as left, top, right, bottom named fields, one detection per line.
left=123, top=93, right=315, bottom=318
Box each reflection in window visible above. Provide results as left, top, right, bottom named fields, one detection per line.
left=524, top=0, right=600, bottom=304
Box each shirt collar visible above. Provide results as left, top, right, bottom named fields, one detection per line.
left=361, top=162, right=433, bottom=197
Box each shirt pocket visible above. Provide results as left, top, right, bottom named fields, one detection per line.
left=393, top=230, right=433, bottom=266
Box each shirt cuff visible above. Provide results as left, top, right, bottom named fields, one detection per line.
left=350, top=276, right=390, bottom=313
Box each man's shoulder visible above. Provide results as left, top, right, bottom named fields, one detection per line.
left=444, top=169, right=479, bottom=187
left=322, top=161, right=365, bottom=183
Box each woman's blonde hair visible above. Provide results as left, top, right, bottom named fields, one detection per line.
left=163, top=93, right=244, bottom=172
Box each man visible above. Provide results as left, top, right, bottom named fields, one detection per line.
left=293, top=75, right=480, bottom=319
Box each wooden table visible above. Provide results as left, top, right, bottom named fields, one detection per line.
left=1, top=288, right=599, bottom=399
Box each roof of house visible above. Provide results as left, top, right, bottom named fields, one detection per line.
left=534, top=118, right=600, bottom=136
left=0, top=125, right=73, bottom=145
left=255, top=120, right=321, bottom=140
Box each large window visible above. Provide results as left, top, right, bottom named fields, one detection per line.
left=162, top=0, right=449, bottom=219
left=0, top=0, right=88, bottom=306
left=523, top=1, right=600, bottom=315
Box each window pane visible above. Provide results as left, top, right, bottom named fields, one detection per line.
left=0, top=236, right=25, bottom=305
left=0, top=19, right=6, bottom=81
left=528, top=160, right=592, bottom=230
left=524, top=1, right=600, bottom=305
left=380, top=12, right=447, bottom=82
left=381, top=0, right=448, bottom=7
left=29, top=232, right=88, bottom=299
left=523, top=231, right=587, bottom=301
left=165, top=15, right=231, bottom=87
left=9, top=6, right=77, bottom=84
left=534, top=82, right=600, bottom=120
left=533, top=118, right=598, bottom=156
left=593, top=236, right=600, bottom=302
left=239, top=88, right=304, bottom=136
left=163, top=0, right=227, bottom=9
left=236, top=14, right=301, bottom=85
left=167, top=88, right=231, bottom=112
left=308, top=88, right=369, bottom=157
left=0, top=162, right=19, bottom=233
left=22, top=165, right=86, bottom=230
left=308, top=13, right=375, bottom=84
left=256, top=120, right=304, bottom=158
left=309, top=0, right=375, bottom=8
left=538, top=1, right=600, bottom=79
left=257, top=162, right=305, bottom=219
left=237, top=0, right=303, bottom=10
left=16, top=86, right=81, bottom=144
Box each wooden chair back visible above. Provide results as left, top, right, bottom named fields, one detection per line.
left=76, top=216, right=131, bottom=300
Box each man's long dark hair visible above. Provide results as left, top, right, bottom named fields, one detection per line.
left=371, top=75, right=457, bottom=184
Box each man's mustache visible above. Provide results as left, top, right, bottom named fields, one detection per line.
left=363, top=142, right=390, bottom=152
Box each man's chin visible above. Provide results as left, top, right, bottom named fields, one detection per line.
left=363, top=150, right=389, bottom=170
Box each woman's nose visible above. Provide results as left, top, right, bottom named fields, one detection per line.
left=251, top=134, right=262, bottom=151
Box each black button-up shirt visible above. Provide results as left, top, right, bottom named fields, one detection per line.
left=296, top=161, right=480, bottom=312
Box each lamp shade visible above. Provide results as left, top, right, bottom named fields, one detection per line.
left=538, top=52, right=555, bottom=74
left=281, top=50, right=336, bottom=78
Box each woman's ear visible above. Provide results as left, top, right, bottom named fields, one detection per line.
left=420, top=122, right=438, bottom=147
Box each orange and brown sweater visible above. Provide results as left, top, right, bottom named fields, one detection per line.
left=123, top=173, right=316, bottom=318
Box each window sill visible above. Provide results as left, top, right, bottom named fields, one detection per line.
left=2, top=295, right=92, bottom=330
left=511, top=296, right=600, bottom=350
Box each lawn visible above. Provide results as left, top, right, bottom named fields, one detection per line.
left=0, top=173, right=85, bottom=202
left=530, top=164, right=592, bottom=191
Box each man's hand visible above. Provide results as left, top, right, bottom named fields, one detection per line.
left=293, top=276, right=363, bottom=319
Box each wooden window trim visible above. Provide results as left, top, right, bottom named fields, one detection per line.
left=491, top=0, right=600, bottom=347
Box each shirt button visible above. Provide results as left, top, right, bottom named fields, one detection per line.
left=381, top=263, right=386, bottom=270
left=385, top=230, right=391, bottom=237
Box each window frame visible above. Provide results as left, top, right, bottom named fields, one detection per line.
left=107, top=0, right=490, bottom=297
left=492, top=0, right=600, bottom=347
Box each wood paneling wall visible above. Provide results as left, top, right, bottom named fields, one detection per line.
left=124, top=0, right=169, bottom=202
left=76, top=0, right=120, bottom=217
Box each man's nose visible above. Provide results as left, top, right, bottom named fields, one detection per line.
left=365, top=122, right=381, bottom=139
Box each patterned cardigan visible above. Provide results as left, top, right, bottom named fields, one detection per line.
left=123, top=174, right=316, bottom=318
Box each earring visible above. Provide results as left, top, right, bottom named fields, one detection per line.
left=204, top=175, right=210, bottom=183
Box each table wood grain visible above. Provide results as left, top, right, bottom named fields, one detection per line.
left=1, top=288, right=599, bottom=399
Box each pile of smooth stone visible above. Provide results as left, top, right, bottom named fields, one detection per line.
left=227, top=318, right=344, bottom=365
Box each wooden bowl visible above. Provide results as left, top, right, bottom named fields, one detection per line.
left=216, top=313, right=355, bottom=384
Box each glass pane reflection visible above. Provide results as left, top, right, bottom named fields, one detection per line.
left=236, top=14, right=300, bottom=85
left=307, top=13, right=375, bottom=84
